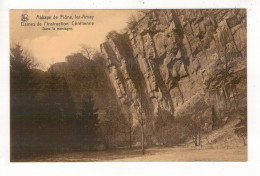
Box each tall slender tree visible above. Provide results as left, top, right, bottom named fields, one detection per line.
left=79, top=95, right=99, bottom=150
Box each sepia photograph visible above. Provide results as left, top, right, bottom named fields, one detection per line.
left=10, top=9, right=247, bottom=162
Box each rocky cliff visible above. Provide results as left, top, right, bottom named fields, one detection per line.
left=100, top=9, right=247, bottom=126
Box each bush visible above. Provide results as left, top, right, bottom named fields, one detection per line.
left=126, top=15, right=138, bottom=30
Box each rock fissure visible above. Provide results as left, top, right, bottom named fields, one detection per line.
left=100, top=9, right=246, bottom=126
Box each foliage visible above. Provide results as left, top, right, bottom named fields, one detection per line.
left=99, top=106, right=131, bottom=149
left=154, top=110, right=174, bottom=146
left=10, top=44, right=38, bottom=118
left=47, top=66, right=76, bottom=119
left=234, top=116, right=247, bottom=146
left=10, top=44, right=36, bottom=73
left=126, top=14, right=138, bottom=30
left=77, top=95, right=99, bottom=149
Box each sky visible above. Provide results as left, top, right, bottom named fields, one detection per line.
left=10, top=10, right=137, bottom=69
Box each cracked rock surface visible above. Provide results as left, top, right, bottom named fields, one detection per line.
left=100, top=9, right=246, bottom=124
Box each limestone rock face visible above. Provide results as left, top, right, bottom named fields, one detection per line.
left=100, top=9, right=247, bottom=124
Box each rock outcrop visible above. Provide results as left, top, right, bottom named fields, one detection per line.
left=100, top=9, right=247, bottom=126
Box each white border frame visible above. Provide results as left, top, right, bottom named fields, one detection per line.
left=1, top=0, right=260, bottom=176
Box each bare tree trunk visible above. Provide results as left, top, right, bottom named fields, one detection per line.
left=127, top=113, right=133, bottom=149
left=141, top=122, right=145, bottom=155
left=198, top=132, right=201, bottom=146
left=194, top=135, right=198, bottom=146
left=129, top=126, right=132, bottom=148
left=243, top=136, right=247, bottom=146
left=162, top=128, right=165, bottom=146
left=166, top=128, right=168, bottom=146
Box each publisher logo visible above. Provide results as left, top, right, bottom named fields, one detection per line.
left=21, top=14, right=29, bottom=22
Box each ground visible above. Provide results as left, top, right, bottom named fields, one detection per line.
left=17, top=145, right=247, bottom=162
left=14, top=118, right=247, bottom=162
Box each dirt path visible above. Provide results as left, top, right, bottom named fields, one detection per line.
left=106, top=147, right=247, bottom=162
left=18, top=146, right=247, bottom=162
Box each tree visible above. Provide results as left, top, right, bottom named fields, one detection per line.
left=235, top=116, right=247, bottom=146
left=135, top=102, right=146, bottom=155
left=126, top=113, right=133, bottom=149
left=126, top=15, right=138, bottom=30
left=10, top=44, right=43, bottom=159
left=10, top=44, right=32, bottom=92
left=47, top=66, right=76, bottom=119
left=99, top=105, right=132, bottom=149
left=154, top=110, right=173, bottom=146
left=178, top=98, right=210, bottom=147
left=45, top=66, right=77, bottom=151
left=10, top=44, right=39, bottom=118
left=10, top=44, right=35, bottom=73
left=79, top=95, right=99, bottom=150
left=190, top=116, right=202, bottom=146
left=79, top=44, right=96, bottom=60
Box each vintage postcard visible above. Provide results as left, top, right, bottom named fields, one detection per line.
left=10, top=9, right=247, bottom=162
